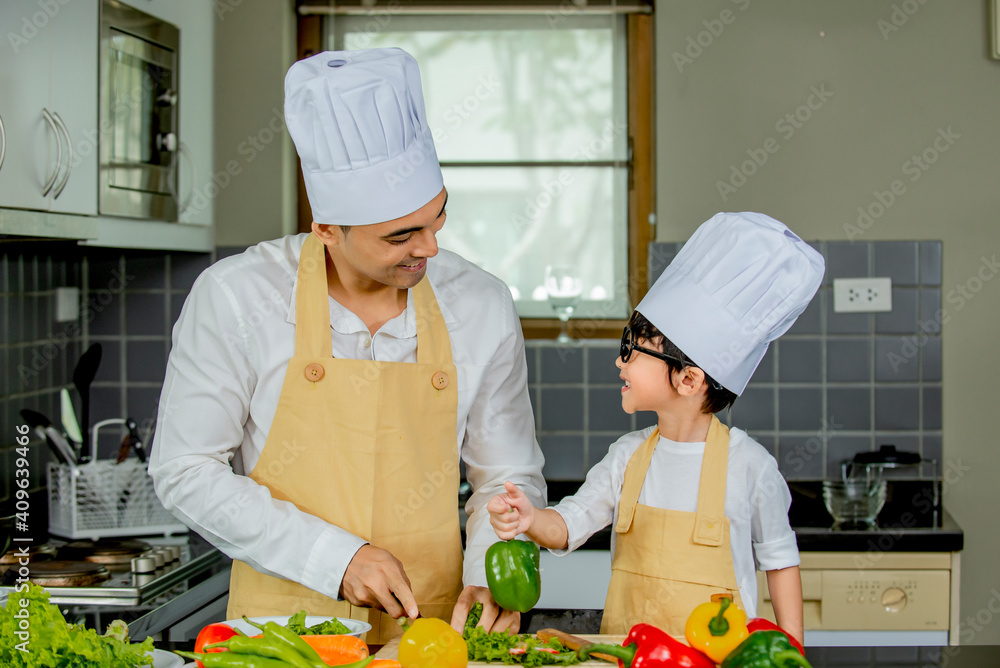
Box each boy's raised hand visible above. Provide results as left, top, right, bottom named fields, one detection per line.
left=487, top=480, right=535, bottom=540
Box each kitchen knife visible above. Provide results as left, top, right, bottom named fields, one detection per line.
left=60, top=388, right=83, bottom=445
left=126, top=418, right=146, bottom=463
left=72, top=343, right=102, bottom=463
left=536, top=629, right=617, bottom=663
left=19, top=409, right=78, bottom=468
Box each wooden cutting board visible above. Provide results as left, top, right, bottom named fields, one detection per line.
left=374, top=634, right=626, bottom=666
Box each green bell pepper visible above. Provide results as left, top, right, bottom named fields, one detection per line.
left=720, top=630, right=812, bottom=668
left=485, top=539, right=541, bottom=613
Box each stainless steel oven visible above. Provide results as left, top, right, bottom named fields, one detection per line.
left=99, top=0, right=180, bottom=221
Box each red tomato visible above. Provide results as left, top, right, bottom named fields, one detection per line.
left=193, top=623, right=238, bottom=667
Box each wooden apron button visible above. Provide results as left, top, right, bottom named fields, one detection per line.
left=431, top=371, right=449, bottom=390
left=304, top=363, right=325, bottom=382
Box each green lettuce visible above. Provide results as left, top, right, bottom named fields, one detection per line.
left=285, top=609, right=352, bottom=635
left=462, top=602, right=579, bottom=666
left=0, top=583, right=153, bottom=667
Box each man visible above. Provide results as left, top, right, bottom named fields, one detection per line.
left=149, top=48, right=546, bottom=642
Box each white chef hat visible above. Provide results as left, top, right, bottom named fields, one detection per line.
left=636, top=212, right=825, bottom=395
left=284, top=48, right=443, bottom=226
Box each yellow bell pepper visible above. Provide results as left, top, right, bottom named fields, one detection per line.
left=684, top=594, right=749, bottom=663
left=398, top=617, right=468, bottom=668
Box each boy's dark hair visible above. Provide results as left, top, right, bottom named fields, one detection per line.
left=627, top=311, right=738, bottom=415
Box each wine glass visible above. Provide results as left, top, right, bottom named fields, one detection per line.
left=544, top=265, right=582, bottom=344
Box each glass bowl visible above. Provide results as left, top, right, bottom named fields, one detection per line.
left=822, top=478, right=887, bottom=528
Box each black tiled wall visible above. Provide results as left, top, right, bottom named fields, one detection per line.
left=529, top=240, right=943, bottom=483
left=3, top=238, right=943, bottom=509
left=0, top=241, right=211, bottom=508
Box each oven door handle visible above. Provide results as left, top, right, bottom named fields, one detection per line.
left=170, top=140, right=196, bottom=216
left=40, top=108, right=63, bottom=197
left=0, top=111, right=7, bottom=174
left=51, top=111, right=73, bottom=199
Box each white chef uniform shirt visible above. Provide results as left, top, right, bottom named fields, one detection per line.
left=551, top=426, right=799, bottom=617
left=149, top=233, right=546, bottom=603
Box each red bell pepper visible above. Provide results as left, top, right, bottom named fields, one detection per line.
left=577, top=623, right=715, bottom=668
left=746, top=618, right=805, bottom=655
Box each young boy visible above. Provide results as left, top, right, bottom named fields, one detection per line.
left=489, top=212, right=824, bottom=645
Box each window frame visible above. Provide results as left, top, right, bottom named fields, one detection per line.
left=295, top=8, right=654, bottom=340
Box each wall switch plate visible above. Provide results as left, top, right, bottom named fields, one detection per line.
left=55, top=287, right=81, bottom=322
left=833, top=277, right=893, bottom=313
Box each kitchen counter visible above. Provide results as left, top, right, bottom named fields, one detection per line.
left=525, top=479, right=964, bottom=553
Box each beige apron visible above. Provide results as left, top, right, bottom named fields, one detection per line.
left=601, top=415, right=743, bottom=636
left=227, top=233, right=463, bottom=644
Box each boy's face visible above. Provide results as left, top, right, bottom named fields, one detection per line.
left=615, top=335, right=674, bottom=414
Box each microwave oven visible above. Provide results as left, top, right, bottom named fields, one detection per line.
left=99, top=0, right=180, bottom=221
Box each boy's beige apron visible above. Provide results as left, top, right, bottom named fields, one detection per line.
left=227, top=234, right=463, bottom=644
left=602, top=415, right=743, bottom=636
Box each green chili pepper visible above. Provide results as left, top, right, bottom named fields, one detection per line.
left=242, top=616, right=327, bottom=667
left=203, top=635, right=316, bottom=668
left=720, top=630, right=813, bottom=668
left=173, top=650, right=297, bottom=668
left=176, top=649, right=375, bottom=668
left=485, top=539, right=541, bottom=613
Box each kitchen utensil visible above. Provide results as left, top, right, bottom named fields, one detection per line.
left=72, top=343, right=103, bottom=462
left=0, top=514, right=14, bottom=561
left=822, top=478, right=887, bottom=528
left=115, top=434, right=132, bottom=464
left=60, top=388, right=84, bottom=445
left=842, top=444, right=941, bottom=526
left=537, top=628, right=617, bottom=663
left=126, top=418, right=146, bottom=463
left=20, top=409, right=78, bottom=467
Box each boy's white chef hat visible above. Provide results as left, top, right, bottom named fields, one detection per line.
left=636, top=212, right=825, bottom=395
left=284, top=48, right=443, bottom=226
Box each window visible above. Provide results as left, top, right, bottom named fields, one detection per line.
left=299, top=2, right=654, bottom=335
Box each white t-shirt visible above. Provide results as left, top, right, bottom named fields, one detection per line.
left=551, top=425, right=800, bottom=616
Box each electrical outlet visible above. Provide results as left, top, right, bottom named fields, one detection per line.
left=55, top=287, right=80, bottom=322
left=833, top=277, right=893, bottom=313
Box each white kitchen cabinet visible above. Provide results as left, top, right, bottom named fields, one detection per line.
left=0, top=0, right=95, bottom=215
left=0, top=0, right=215, bottom=251
left=0, top=0, right=98, bottom=216
left=48, top=0, right=100, bottom=215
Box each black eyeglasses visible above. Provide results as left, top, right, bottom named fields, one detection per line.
left=619, top=327, right=687, bottom=365
left=619, top=326, right=726, bottom=391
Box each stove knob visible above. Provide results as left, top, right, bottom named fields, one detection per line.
left=132, top=556, right=157, bottom=574
left=881, top=586, right=908, bottom=613
left=166, top=546, right=182, bottom=562
left=149, top=551, right=165, bottom=569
